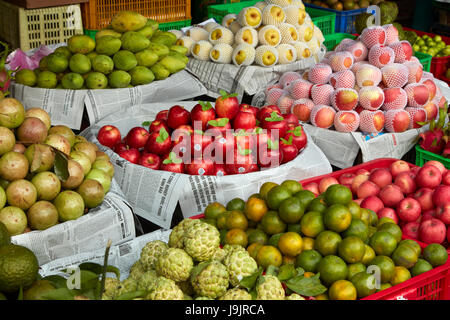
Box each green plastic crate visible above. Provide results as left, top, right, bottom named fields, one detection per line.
left=415, top=145, right=450, bottom=169
left=414, top=51, right=432, bottom=73
left=323, top=33, right=356, bottom=51
left=207, top=1, right=335, bottom=35
left=84, top=19, right=192, bottom=39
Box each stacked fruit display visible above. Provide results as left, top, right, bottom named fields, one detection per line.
left=0, top=97, right=114, bottom=237
left=176, top=0, right=324, bottom=67
left=12, top=11, right=188, bottom=90
left=96, top=91, right=308, bottom=175
left=263, top=24, right=447, bottom=132
left=302, top=160, right=450, bottom=247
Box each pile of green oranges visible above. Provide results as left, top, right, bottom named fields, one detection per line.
left=201, top=179, right=449, bottom=300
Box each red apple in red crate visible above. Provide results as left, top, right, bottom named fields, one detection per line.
left=419, top=218, right=447, bottom=244
left=432, top=185, right=450, bottom=207
left=145, top=128, right=172, bottom=155
left=167, top=105, right=191, bottom=129
left=402, top=221, right=420, bottom=239
left=233, top=111, right=257, bottom=131
left=139, top=152, right=161, bottom=170
left=148, top=120, right=170, bottom=134
left=125, top=126, right=150, bottom=149
left=319, top=177, right=339, bottom=194
left=279, top=136, right=299, bottom=164
left=361, top=195, right=384, bottom=214
left=351, top=174, right=369, bottom=194
left=118, top=148, right=140, bottom=164
left=356, top=169, right=370, bottom=176
left=239, top=103, right=259, bottom=116
left=369, top=168, right=392, bottom=189
left=436, top=204, right=450, bottom=225
left=378, top=207, right=398, bottom=224
left=397, top=197, right=421, bottom=222
left=156, top=110, right=169, bottom=122
left=442, top=171, right=450, bottom=185
left=97, top=125, right=121, bottom=148
left=394, top=171, right=417, bottom=194
left=416, top=165, right=442, bottom=189
left=285, top=125, right=307, bottom=151
left=339, top=173, right=356, bottom=186
left=215, top=90, right=239, bottom=120
left=207, top=118, right=231, bottom=137
left=389, top=160, right=411, bottom=178
left=303, top=182, right=319, bottom=196
left=379, top=184, right=404, bottom=208
left=357, top=180, right=380, bottom=199
left=190, top=101, right=216, bottom=131
left=261, top=111, right=288, bottom=139
left=413, top=187, right=435, bottom=211
left=160, top=152, right=185, bottom=173
left=186, top=158, right=215, bottom=176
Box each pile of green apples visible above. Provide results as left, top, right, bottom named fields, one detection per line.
left=412, top=34, right=450, bottom=58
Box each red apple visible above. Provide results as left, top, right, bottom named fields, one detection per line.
left=97, top=125, right=121, bottom=148
left=303, top=182, right=319, bottom=196
left=118, top=148, right=140, bottom=164
left=283, top=113, right=299, bottom=125
left=125, top=127, right=150, bottom=149
left=378, top=207, right=399, bottom=224
left=284, top=125, right=307, bottom=151
left=432, top=185, right=450, bottom=207
left=356, top=169, right=370, bottom=176
left=410, top=166, right=420, bottom=177
left=206, top=118, right=232, bottom=137
left=233, top=111, right=257, bottom=131
left=436, top=204, right=450, bottom=225
left=234, top=130, right=254, bottom=151
left=139, top=152, right=161, bottom=170
left=148, top=120, right=170, bottom=134
left=172, top=124, right=193, bottom=145
left=351, top=174, right=370, bottom=194
left=357, top=180, right=380, bottom=199
left=145, top=128, right=173, bottom=155
left=239, top=104, right=259, bottom=116
left=257, top=105, right=282, bottom=122
left=213, top=134, right=235, bottom=164
left=361, top=195, right=384, bottom=213
left=261, top=112, right=288, bottom=139
left=225, top=149, right=258, bottom=174
left=279, top=136, right=299, bottom=164
left=160, top=152, right=185, bottom=173
left=167, top=105, right=191, bottom=129
left=397, top=197, right=422, bottom=222
left=156, top=110, right=169, bottom=122
left=442, top=170, right=450, bottom=185
left=416, top=165, right=442, bottom=189
left=258, top=143, right=283, bottom=168
left=422, top=209, right=437, bottom=222
left=389, top=160, right=411, bottom=179
left=369, top=168, right=393, bottom=189
left=379, top=184, right=404, bottom=208
left=319, top=177, right=339, bottom=194
left=419, top=218, right=447, bottom=244
left=215, top=90, right=239, bottom=120
left=402, top=222, right=420, bottom=239
left=394, top=171, right=417, bottom=194
left=190, top=131, right=213, bottom=157
left=186, top=158, right=215, bottom=175
left=190, top=101, right=216, bottom=131
left=424, top=160, right=446, bottom=175
left=113, top=142, right=128, bottom=154
left=413, top=187, right=435, bottom=211
left=339, top=173, right=356, bottom=186
left=447, top=225, right=450, bottom=243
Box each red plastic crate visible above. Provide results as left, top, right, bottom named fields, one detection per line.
left=403, top=27, right=450, bottom=80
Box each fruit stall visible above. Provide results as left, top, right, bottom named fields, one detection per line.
left=0, top=0, right=449, bottom=304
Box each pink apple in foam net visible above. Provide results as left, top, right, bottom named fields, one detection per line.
left=394, top=171, right=417, bottom=194
left=357, top=180, right=380, bottom=199
left=369, top=168, right=393, bottom=189
left=419, top=218, right=447, bottom=244
left=379, top=184, right=404, bottom=208
left=360, top=195, right=384, bottom=213
left=397, top=197, right=422, bottom=222
left=378, top=207, right=399, bottom=224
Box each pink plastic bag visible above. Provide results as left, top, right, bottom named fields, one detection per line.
left=7, top=45, right=54, bottom=71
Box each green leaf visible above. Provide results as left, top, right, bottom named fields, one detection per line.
left=239, top=266, right=263, bottom=291
left=264, top=111, right=284, bottom=122
left=30, top=144, right=55, bottom=173
left=199, top=101, right=213, bottom=111
left=217, top=118, right=229, bottom=127
left=42, top=275, right=70, bottom=289
left=284, top=273, right=327, bottom=297
left=267, top=138, right=279, bottom=150
left=115, top=290, right=148, bottom=300
left=97, top=239, right=113, bottom=300
left=41, top=288, right=76, bottom=300
left=194, top=129, right=204, bottom=135
left=237, top=143, right=252, bottom=156
left=255, top=127, right=263, bottom=134
left=79, top=262, right=120, bottom=280
left=292, top=126, right=303, bottom=137
left=277, top=264, right=297, bottom=281
left=265, top=265, right=279, bottom=277
left=79, top=270, right=101, bottom=291
left=207, top=119, right=218, bottom=127
left=219, top=89, right=228, bottom=98
left=142, top=121, right=151, bottom=127
left=156, top=127, right=169, bottom=143
left=17, top=286, right=23, bottom=300
left=53, top=148, right=70, bottom=182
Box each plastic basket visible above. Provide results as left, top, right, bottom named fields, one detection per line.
left=415, top=144, right=450, bottom=169
left=323, top=32, right=356, bottom=51
left=206, top=0, right=336, bottom=36
left=83, top=19, right=191, bottom=39
left=81, top=0, right=192, bottom=30
left=304, top=3, right=366, bottom=34
left=415, top=51, right=433, bottom=73
left=0, top=0, right=84, bottom=51
left=403, top=27, right=450, bottom=79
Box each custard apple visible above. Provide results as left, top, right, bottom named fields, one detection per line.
left=286, top=293, right=306, bottom=300
left=146, top=276, right=184, bottom=300
left=183, top=221, right=220, bottom=262
left=168, top=218, right=201, bottom=248
left=224, top=250, right=258, bottom=287
left=101, top=277, right=120, bottom=300
left=128, top=260, right=146, bottom=280
left=190, top=260, right=229, bottom=299
left=211, top=247, right=227, bottom=262
left=256, top=275, right=285, bottom=300
left=137, top=270, right=158, bottom=291
left=219, top=288, right=253, bottom=300
left=155, top=248, right=193, bottom=282
left=116, top=278, right=138, bottom=298
left=139, top=240, right=168, bottom=271
left=222, top=244, right=247, bottom=266
left=177, top=280, right=195, bottom=295
left=195, top=296, right=214, bottom=300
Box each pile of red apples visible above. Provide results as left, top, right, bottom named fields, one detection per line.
left=303, top=160, right=450, bottom=247
left=263, top=24, right=447, bottom=134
